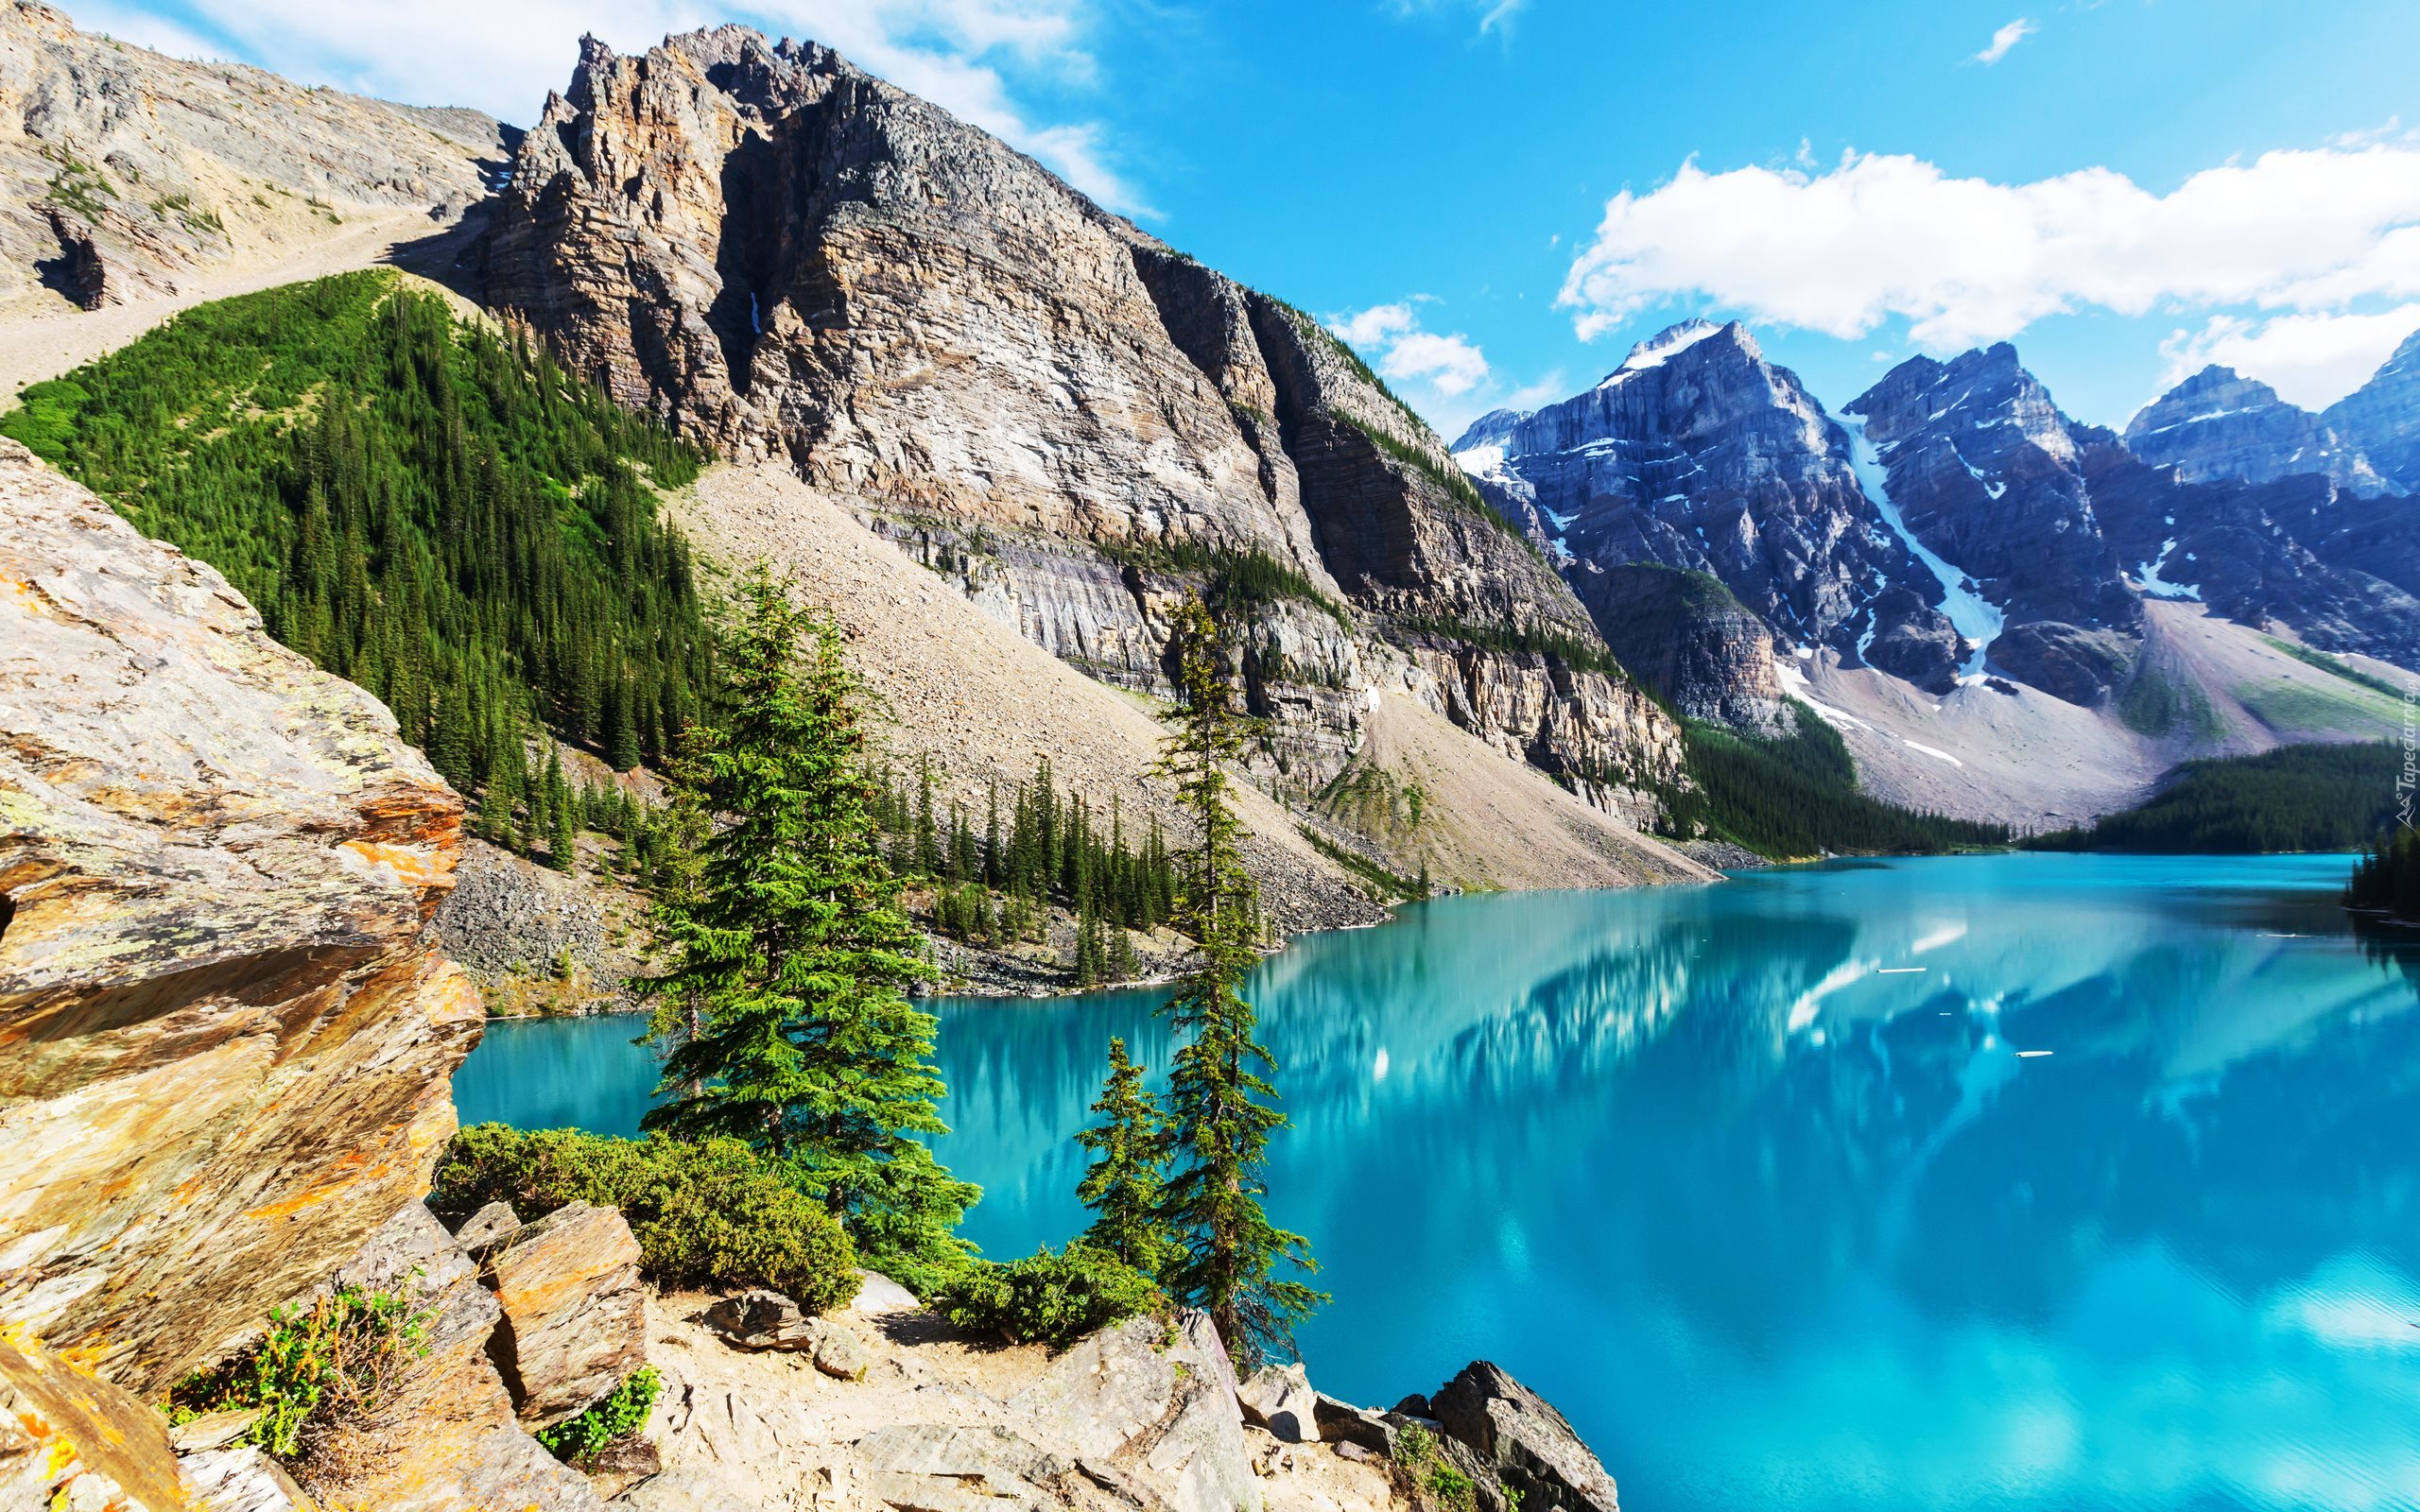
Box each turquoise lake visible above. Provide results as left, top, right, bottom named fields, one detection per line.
left=454, top=852, right=2420, bottom=1512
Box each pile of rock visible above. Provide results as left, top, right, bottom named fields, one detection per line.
left=1239, top=1360, right=1621, bottom=1512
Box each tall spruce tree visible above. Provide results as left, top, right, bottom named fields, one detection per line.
left=1150, top=596, right=1323, bottom=1365
left=642, top=567, right=977, bottom=1287
left=1075, top=1038, right=1167, bottom=1275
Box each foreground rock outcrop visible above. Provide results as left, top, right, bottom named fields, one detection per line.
left=477, top=26, right=1685, bottom=826
left=0, top=438, right=473, bottom=1388
left=0, top=437, right=569, bottom=1506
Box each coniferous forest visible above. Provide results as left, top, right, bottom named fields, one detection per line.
left=1659, top=703, right=2014, bottom=858
left=2, top=271, right=710, bottom=843
left=2030, top=743, right=2398, bottom=853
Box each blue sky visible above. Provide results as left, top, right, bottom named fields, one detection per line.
left=72, top=0, right=2420, bottom=437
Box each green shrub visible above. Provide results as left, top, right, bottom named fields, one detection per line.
left=535, top=1366, right=661, bottom=1466
left=165, top=1286, right=429, bottom=1460
left=1392, top=1422, right=1438, bottom=1468
left=1427, top=1462, right=1477, bottom=1511
left=932, top=1244, right=1166, bottom=1349
left=434, top=1125, right=860, bottom=1314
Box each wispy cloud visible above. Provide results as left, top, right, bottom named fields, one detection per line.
left=1972, top=17, right=2036, bottom=66
left=1557, top=142, right=2420, bottom=388
left=2157, top=304, right=2420, bottom=410
left=1387, top=0, right=1524, bottom=39
left=62, top=0, right=1154, bottom=215
left=1325, top=299, right=1560, bottom=438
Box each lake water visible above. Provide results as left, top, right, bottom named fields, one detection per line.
left=454, top=852, right=2420, bottom=1512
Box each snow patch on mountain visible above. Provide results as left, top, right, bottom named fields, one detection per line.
left=1837, top=412, right=2005, bottom=681
left=1598, top=319, right=1722, bottom=388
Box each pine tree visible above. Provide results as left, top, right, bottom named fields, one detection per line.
left=1150, top=596, right=1323, bottom=1366
left=1075, top=1038, right=1167, bottom=1275
left=642, top=568, right=977, bottom=1286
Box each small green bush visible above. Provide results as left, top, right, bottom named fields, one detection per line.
left=434, top=1125, right=860, bottom=1314
left=535, top=1365, right=661, bottom=1466
left=1427, top=1462, right=1477, bottom=1511
left=932, top=1244, right=1166, bottom=1349
left=166, top=1286, right=429, bottom=1459
left=1392, top=1421, right=1437, bottom=1468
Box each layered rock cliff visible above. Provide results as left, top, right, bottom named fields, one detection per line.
left=0, top=438, right=585, bottom=1508
left=2325, top=329, right=2420, bottom=493
left=476, top=26, right=1683, bottom=817
left=0, top=0, right=504, bottom=311
left=1571, top=562, right=1789, bottom=735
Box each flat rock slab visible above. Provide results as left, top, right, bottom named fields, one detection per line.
left=484, top=1201, right=648, bottom=1430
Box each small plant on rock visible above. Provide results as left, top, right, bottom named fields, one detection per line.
left=165, top=1284, right=430, bottom=1461
left=535, top=1366, right=661, bottom=1467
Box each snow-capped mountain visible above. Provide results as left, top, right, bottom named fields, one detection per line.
left=1451, top=319, right=1971, bottom=695
left=2124, top=365, right=2390, bottom=495
left=1461, top=321, right=2420, bottom=718
left=1845, top=345, right=2141, bottom=703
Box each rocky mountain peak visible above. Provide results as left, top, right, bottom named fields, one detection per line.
left=480, top=23, right=1684, bottom=818
left=2324, top=325, right=2420, bottom=492
left=1847, top=346, right=2139, bottom=702
left=2123, top=363, right=2389, bottom=494
left=1598, top=318, right=1734, bottom=385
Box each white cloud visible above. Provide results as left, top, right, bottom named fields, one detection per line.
left=1557, top=144, right=2420, bottom=353
left=1973, top=18, right=2036, bottom=66
left=1326, top=300, right=1562, bottom=438
left=2156, top=304, right=2420, bottom=410
left=65, top=0, right=1151, bottom=215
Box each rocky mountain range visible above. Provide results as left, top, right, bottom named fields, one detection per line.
left=1459, top=317, right=2420, bottom=732
left=474, top=26, right=1683, bottom=824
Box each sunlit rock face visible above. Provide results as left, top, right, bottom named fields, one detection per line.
left=478, top=26, right=1685, bottom=813
left=0, top=437, right=478, bottom=1396
left=2124, top=365, right=2390, bottom=496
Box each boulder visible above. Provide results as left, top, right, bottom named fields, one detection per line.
left=1237, top=1364, right=1318, bottom=1442
left=1237, top=1365, right=1389, bottom=1454
left=704, top=1288, right=820, bottom=1350
left=485, top=1202, right=648, bottom=1429
left=812, top=1322, right=873, bottom=1383
left=177, top=1446, right=318, bottom=1512
left=702, top=1288, right=870, bottom=1381
left=1009, top=1311, right=1259, bottom=1512
left=452, top=1199, right=522, bottom=1254
left=848, top=1269, right=924, bottom=1316
left=1309, top=1397, right=1392, bottom=1456
left=315, top=1203, right=604, bottom=1512
left=1429, top=1363, right=1617, bottom=1512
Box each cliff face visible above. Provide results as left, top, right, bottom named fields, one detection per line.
left=0, top=438, right=505, bottom=1498
left=0, top=1, right=503, bottom=310
left=477, top=26, right=1682, bottom=816
left=2325, top=329, right=2420, bottom=493
left=1573, top=563, right=1789, bottom=735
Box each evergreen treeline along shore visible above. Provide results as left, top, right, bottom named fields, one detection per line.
left=1660, top=704, right=2013, bottom=858
left=2030, top=744, right=2398, bottom=854
left=0, top=270, right=711, bottom=816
